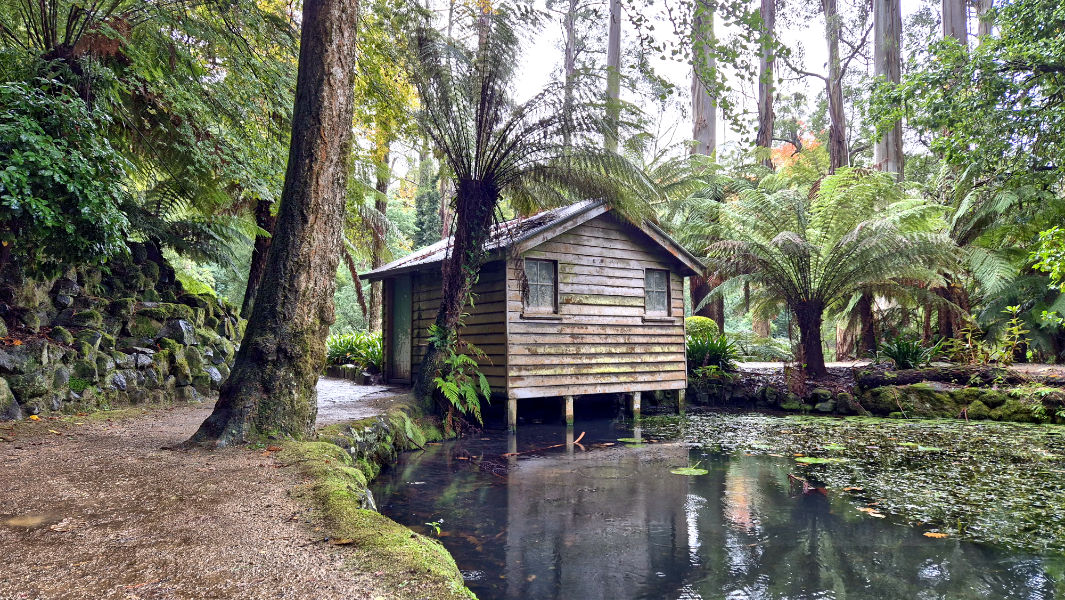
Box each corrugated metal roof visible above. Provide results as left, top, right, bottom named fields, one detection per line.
left=363, top=200, right=603, bottom=279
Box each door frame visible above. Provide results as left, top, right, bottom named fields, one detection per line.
left=384, top=275, right=413, bottom=383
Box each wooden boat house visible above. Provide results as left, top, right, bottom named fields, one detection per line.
left=363, top=200, right=702, bottom=427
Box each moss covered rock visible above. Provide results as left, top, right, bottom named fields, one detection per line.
left=966, top=399, right=991, bottom=420
left=48, top=326, right=74, bottom=345
left=71, top=309, right=103, bottom=328
left=109, top=297, right=136, bottom=318
left=138, top=303, right=195, bottom=322
left=127, top=315, right=164, bottom=340
left=0, top=378, right=21, bottom=420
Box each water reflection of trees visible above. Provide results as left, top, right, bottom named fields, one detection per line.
left=375, top=439, right=1061, bottom=600
left=687, top=455, right=1059, bottom=600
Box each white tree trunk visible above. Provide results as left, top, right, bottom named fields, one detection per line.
left=691, top=0, right=716, bottom=157
left=755, top=0, right=775, bottom=169
left=942, top=0, right=967, bottom=44
left=873, top=0, right=903, bottom=180
left=605, top=0, right=622, bottom=152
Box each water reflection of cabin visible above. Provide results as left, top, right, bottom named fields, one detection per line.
left=363, top=200, right=702, bottom=428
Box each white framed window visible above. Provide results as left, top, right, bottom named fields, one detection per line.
left=645, top=269, right=670, bottom=314
left=524, top=258, right=557, bottom=312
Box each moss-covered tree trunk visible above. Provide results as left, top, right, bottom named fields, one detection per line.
left=412, top=179, right=497, bottom=406
left=187, top=0, right=359, bottom=447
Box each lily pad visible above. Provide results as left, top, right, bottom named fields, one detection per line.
left=670, top=467, right=709, bottom=476
left=616, top=437, right=642, bottom=444
left=795, top=456, right=850, bottom=464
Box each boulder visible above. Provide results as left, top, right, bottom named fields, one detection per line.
left=204, top=366, right=224, bottom=388
left=71, top=309, right=103, bottom=328
left=161, top=319, right=197, bottom=346
left=48, top=326, right=74, bottom=345
left=0, top=378, right=21, bottom=420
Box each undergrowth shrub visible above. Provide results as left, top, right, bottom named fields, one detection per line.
left=878, top=337, right=944, bottom=369
left=326, top=330, right=383, bottom=372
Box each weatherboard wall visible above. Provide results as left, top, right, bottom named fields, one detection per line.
left=504, top=213, right=688, bottom=400
left=409, top=260, right=509, bottom=390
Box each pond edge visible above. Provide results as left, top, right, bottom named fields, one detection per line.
left=278, top=403, right=476, bottom=599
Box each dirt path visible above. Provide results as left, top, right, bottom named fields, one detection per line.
left=0, top=379, right=407, bottom=600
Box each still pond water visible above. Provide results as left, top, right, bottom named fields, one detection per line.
left=371, top=415, right=1062, bottom=600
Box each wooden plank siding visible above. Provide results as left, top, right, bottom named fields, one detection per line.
left=505, top=213, right=688, bottom=400
left=409, top=261, right=509, bottom=390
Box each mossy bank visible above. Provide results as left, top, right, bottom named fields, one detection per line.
left=279, top=406, right=475, bottom=599
left=687, top=365, right=1065, bottom=425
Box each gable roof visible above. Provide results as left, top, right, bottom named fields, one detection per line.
left=363, top=200, right=703, bottom=280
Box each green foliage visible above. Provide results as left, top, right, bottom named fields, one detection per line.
left=994, top=306, right=1030, bottom=366
left=428, top=324, right=489, bottom=427
left=727, top=331, right=794, bottom=362
left=875, top=0, right=1065, bottom=190
left=326, top=331, right=384, bottom=372
left=878, top=337, right=944, bottom=370
left=1033, top=227, right=1065, bottom=291
left=685, top=316, right=720, bottom=339
left=0, top=79, right=129, bottom=275
left=413, top=172, right=442, bottom=249
left=693, top=167, right=953, bottom=374
left=686, top=333, right=738, bottom=373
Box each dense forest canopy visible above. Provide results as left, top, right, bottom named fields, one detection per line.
left=1, top=0, right=1062, bottom=401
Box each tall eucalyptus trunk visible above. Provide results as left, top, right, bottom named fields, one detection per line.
left=823, top=0, right=847, bottom=173
left=188, top=0, right=359, bottom=446
left=563, top=0, right=578, bottom=148
left=690, top=0, right=725, bottom=330
left=605, top=0, right=622, bottom=152
left=942, top=0, right=968, bottom=44
left=975, top=0, right=993, bottom=39
left=755, top=0, right=775, bottom=169
left=368, top=145, right=390, bottom=333
left=241, top=198, right=277, bottom=319
left=873, top=0, right=903, bottom=179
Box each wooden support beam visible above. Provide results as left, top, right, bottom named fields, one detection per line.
left=630, top=391, right=641, bottom=420
left=677, top=389, right=686, bottom=415
left=507, top=397, right=517, bottom=431
left=566, top=424, right=575, bottom=458
left=563, top=395, right=574, bottom=425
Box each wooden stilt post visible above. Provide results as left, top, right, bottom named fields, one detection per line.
left=507, top=397, right=517, bottom=431
left=566, top=424, right=575, bottom=458
left=677, top=389, right=686, bottom=415
left=630, top=391, right=641, bottom=420
left=563, top=395, right=574, bottom=425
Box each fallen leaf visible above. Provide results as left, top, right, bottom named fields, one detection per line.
left=266, top=445, right=283, bottom=452
left=843, top=487, right=864, bottom=492
left=923, top=532, right=949, bottom=538
left=28, top=415, right=40, bottom=421
left=48, top=429, right=60, bottom=435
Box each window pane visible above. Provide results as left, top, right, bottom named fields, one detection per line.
left=525, top=259, right=556, bottom=311
left=646, top=269, right=668, bottom=312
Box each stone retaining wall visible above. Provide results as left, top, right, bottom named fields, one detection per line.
left=0, top=245, right=243, bottom=420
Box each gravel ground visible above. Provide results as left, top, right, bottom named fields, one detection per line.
left=0, top=379, right=408, bottom=600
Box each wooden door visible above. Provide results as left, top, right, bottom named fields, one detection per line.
left=390, top=275, right=412, bottom=382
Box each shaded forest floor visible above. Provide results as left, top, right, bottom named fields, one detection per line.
left=0, top=380, right=412, bottom=600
